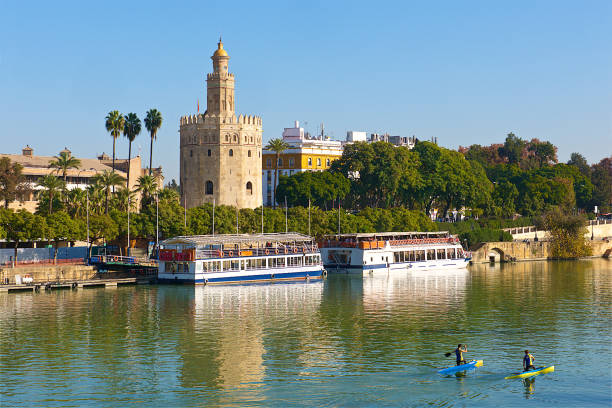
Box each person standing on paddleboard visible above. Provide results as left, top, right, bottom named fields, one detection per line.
left=523, top=350, right=535, bottom=371
left=454, top=344, right=468, bottom=365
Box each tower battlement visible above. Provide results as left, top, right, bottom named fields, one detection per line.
left=179, top=114, right=262, bottom=126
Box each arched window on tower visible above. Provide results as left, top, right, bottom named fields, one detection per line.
left=205, top=180, right=213, bottom=195
left=208, top=149, right=211, bottom=157
left=248, top=150, right=252, bottom=157
left=229, top=149, right=233, bottom=157
left=246, top=181, right=253, bottom=195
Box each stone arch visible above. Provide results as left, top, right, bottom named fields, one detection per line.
left=487, top=247, right=505, bottom=263
left=246, top=181, right=253, bottom=195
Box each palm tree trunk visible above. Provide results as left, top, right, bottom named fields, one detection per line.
left=112, top=136, right=116, bottom=194
left=127, top=141, right=132, bottom=190
left=149, top=135, right=154, bottom=176
left=49, top=192, right=53, bottom=214
left=273, top=153, right=279, bottom=209
left=105, top=188, right=109, bottom=214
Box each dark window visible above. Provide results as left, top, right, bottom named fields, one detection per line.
left=208, top=149, right=211, bottom=157
left=248, top=150, right=252, bottom=157
left=190, top=150, right=193, bottom=157
left=246, top=181, right=253, bottom=195
left=205, top=181, right=213, bottom=195
left=229, top=149, right=233, bottom=157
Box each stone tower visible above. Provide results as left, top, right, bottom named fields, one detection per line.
left=180, top=39, right=263, bottom=209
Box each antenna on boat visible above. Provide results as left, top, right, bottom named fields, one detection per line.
left=212, top=198, right=215, bottom=236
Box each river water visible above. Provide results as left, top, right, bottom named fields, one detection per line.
left=0, top=259, right=610, bottom=407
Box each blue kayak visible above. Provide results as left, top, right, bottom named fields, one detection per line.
left=438, top=359, right=483, bottom=374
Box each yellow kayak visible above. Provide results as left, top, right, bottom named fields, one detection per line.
left=504, top=365, right=555, bottom=379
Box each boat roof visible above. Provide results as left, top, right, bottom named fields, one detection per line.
left=323, top=231, right=450, bottom=239
left=161, top=232, right=314, bottom=246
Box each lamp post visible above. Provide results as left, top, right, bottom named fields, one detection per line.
left=127, top=195, right=130, bottom=257
left=155, top=193, right=159, bottom=257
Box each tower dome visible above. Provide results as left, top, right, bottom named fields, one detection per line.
left=213, top=38, right=228, bottom=57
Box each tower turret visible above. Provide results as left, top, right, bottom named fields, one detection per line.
left=207, top=37, right=235, bottom=116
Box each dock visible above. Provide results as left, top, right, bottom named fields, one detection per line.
left=0, top=277, right=154, bottom=293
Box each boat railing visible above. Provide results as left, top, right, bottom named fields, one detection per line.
left=319, top=237, right=459, bottom=249
left=160, top=245, right=320, bottom=261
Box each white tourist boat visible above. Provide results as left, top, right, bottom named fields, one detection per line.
left=157, top=233, right=324, bottom=284
left=319, top=231, right=469, bottom=274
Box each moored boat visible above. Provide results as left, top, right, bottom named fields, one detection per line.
left=157, top=233, right=324, bottom=284
left=504, top=365, right=555, bottom=379
left=319, top=231, right=469, bottom=274
left=438, top=359, right=483, bottom=374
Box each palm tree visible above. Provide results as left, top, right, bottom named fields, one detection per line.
left=265, top=138, right=289, bottom=208
left=135, top=174, right=158, bottom=208
left=92, top=170, right=125, bottom=214
left=144, top=109, right=163, bottom=176
left=37, top=175, right=65, bottom=214
left=86, top=181, right=105, bottom=216
left=113, top=187, right=137, bottom=212
left=123, top=113, right=142, bottom=190
left=65, top=188, right=86, bottom=217
left=48, top=150, right=82, bottom=183
left=105, top=110, right=125, bottom=175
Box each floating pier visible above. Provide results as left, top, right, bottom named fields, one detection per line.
left=0, top=277, right=154, bottom=293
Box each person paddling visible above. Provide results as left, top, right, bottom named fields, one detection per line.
left=445, top=344, right=468, bottom=365
left=523, top=350, right=535, bottom=371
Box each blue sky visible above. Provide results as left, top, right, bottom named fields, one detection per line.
left=1, top=0, right=610, bottom=182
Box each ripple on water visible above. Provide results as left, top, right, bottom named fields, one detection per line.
left=0, top=260, right=611, bottom=407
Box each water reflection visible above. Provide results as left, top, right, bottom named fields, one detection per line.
left=0, top=259, right=610, bottom=407
left=523, top=377, right=536, bottom=398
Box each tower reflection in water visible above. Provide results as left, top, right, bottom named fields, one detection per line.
left=159, top=282, right=324, bottom=404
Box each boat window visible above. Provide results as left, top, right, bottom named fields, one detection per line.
left=437, top=249, right=446, bottom=260
left=409, top=251, right=416, bottom=262
left=394, top=252, right=401, bottom=263
left=229, top=260, right=240, bottom=271
left=415, top=250, right=425, bottom=261
left=427, top=249, right=436, bottom=260
left=277, top=257, right=286, bottom=267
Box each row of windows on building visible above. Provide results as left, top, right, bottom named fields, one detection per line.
left=189, top=149, right=261, bottom=158
left=204, top=180, right=253, bottom=195
left=265, top=157, right=331, bottom=168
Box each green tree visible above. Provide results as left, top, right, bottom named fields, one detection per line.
left=144, top=109, right=163, bottom=176
left=0, top=157, right=30, bottom=209
left=536, top=207, right=591, bottom=258
left=264, top=138, right=289, bottom=208
left=567, top=152, right=590, bottom=178
left=123, top=112, right=142, bottom=190
left=527, top=139, right=557, bottom=167
left=88, top=214, right=119, bottom=247
left=46, top=211, right=85, bottom=263
left=65, top=188, right=87, bottom=217
left=276, top=171, right=350, bottom=209
left=105, top=110, right=125, bottom=174
left=37, top=174, right=65, bottom=214
left=136, top=174, right=158, bottom=209
left=1, top=209, right=47, bottom=264
left=92, top=170, right=125, bottom=214
left=48, top=150, right=82, bottom=183
left=498, top=133, right=526, bottom=165
left=590, top=157, right=612, bottom=211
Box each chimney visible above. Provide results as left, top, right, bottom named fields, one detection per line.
left=22, top=145, right=33, bottom=156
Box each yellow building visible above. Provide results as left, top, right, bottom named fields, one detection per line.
left=262, top=121, right=343, bottom=206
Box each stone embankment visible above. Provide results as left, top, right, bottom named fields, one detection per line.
left=0, top=263, right=97, bottom=285
left=471, top=239, right=612, bottom=263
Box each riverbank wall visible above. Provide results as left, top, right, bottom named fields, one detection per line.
left=0, top=264, right=97, bottom=285
left=471, top=239, right=612, bottom=263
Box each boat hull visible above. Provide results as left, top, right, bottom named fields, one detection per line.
left=504, top=365, right=555, bottom=379
left=158, top=267, right=324, bottom=285
left=438, top=360, right=483, bottom=374
left=325, top=258, right=469, bottom=274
